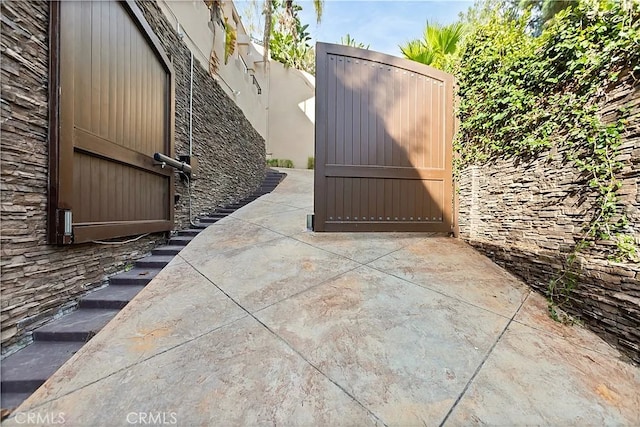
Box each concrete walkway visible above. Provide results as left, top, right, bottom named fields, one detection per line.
left=6, top=169, right=639, bottom=426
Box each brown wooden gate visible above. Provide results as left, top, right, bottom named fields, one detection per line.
left=48, top=0, right=175, bottom=244
left=314, top=43, right=454, bottom=232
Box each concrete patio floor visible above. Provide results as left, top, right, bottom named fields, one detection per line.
left=5, top=169, right=639, bottom=426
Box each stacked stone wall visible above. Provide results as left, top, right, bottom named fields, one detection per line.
left=458, top=77, right=639, bottom=363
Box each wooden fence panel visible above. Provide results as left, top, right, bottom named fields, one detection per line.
left=49, top=0, right=174, bottom=244
left=314, top=43, right=454, bottom=232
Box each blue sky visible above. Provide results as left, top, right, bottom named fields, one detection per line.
left=236, top=1, right=474, bottom=57
left=297, top=1, right=474, bottom=57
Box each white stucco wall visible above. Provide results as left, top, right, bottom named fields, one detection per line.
left=267, top=62, right=315, bottom=169
left=156, top=0, right=316, bottom=170
left=158, top=0, right=268, bottom=138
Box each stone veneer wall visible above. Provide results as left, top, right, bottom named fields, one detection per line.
left=458, top=76, right=640, bottom=364
left=0, top=0, right=265, bottom=354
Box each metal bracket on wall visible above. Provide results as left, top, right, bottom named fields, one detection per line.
left=56, top=209, right=73, bottom=245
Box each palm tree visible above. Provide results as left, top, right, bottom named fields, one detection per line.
left=400, top=40, right=435, bottom=64
left=399, top=21, right=464, bottom=70
left=339, top=33, right=369, bottom=49
left=263, top=0, right=323, bottom=63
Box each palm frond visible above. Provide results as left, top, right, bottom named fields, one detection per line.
left=313, top=0, right=323, bottom=23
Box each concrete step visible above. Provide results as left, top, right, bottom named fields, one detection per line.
left=135, top=255, right=174, bottom=269
left=224, top=203, right=246, bottom=209
left=0, top=341, right=83, bottom=393
left=215, top=208, right=236, bottom=214
left=1, top=392, right=32, bottom=411
left=198, top=217, right=221, bottom=224
left=177, top=229, right=201, bottom=237
left=109, top=268, right=161, bottom=286
left=206, top=213, right=229, bottom=219
left=33, top=309, right=119, bottom=342
left=151, top=245, right=183, bottom=256
left=168, top=235, right=194, bottom=246
left=78, top=285, right=146, bottom=309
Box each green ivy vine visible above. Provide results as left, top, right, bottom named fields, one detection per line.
left=454, top=0, right=639, bottom=318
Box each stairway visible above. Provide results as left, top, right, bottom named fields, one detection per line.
left=0, top=169, right=286, bottom=412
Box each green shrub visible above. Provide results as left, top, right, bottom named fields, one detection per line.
left=307, top=157, right=315, bottom=169
left=279, top=159, right=294, bottom=168
left=266, top=158, right=294, bottom=168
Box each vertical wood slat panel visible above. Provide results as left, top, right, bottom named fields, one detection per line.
left=123, top=12, right=131, bottom=149
left=392, top=180, right=401, bottom=220
left=418, top=76, right=426, bottom=169
left=73, top=154, right=82, bottom=221
left=390, top=68, right=399, bottom=167
left=384, top=179, right=392, bottom=221
left=108, top=1, right=116, bottom=143
left=129, top=20, right=136, bottom=151
left=99, top=1, right=109, bottom=138
left=408, top=72, right=417, bottom=167
left=421, top=180, right=429, bottom=221
left=344, top=176, right=352, bottom=220
left=439, top=84, right=445, bottom=169
left=359, top=60, right=369, bottom=166
left=134, top=25, right=141, bottom=153
left=336, top=57, right=345, bottom=166
left=344, top=59, right=353, bottom=166
left=399, top=71, right=406, bottom=166
left=407, top=180, right=416, bottom=220
left=156, top=56, right=162, bottom=152
left=116, top=4, right=123, bottom=146
left=352, top=61, right=361, bottom=166
left=151, top=65, right=158, bottom=153
left=368, top=62, right=377, bottom=166
left=127, top=166, right=135, bottom=220
left=425, top=77, right=431, bottom=169
left=143, top=47, right=149, bottom=155
left=327, top=177, right=335, bottom=220
left=359, top=178, right=365, bottom=220
left=382, top=67, right=391, bottom=166
left=338, top=178, right=344, bottom=220
left=147, top=45, right=154, bottom=153
left=96, top=1, right=104, bottom=137
left=415, top=179, right=423, bottom=221
left=400, top=181, right=408, bottom=220
left=433, top=82, right=440, bottom=170
left=371, top=67, right=386, bottom=166
left=327, top=56, right=336, bottom=165
left=77, top=1, right=91, bottom=132
left=143, top=172, right=149, bottom=219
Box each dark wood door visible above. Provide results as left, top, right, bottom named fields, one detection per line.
left=314, top=43, right=455, bottom=232
left=49, top=0, right=175, bottom=244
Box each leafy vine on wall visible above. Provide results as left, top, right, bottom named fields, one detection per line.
left=454, top=0, right=639, bottom=317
